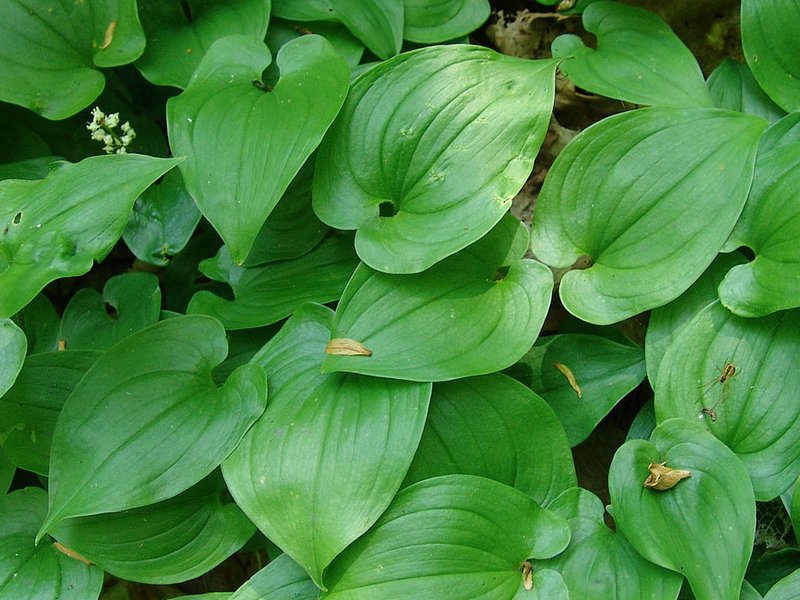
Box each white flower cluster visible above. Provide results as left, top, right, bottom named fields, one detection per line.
left=86, top=107, right=136, bottom=154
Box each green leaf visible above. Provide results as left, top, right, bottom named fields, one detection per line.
left=222, top=303, right=430, bottom=587
left=403, top=0, right=490, bottom=43
left=272, top=0, right=403, bottom=60
left=322, top=215, right=553, bottom=381
left=513, top=334, right=646, bottom=446
left=551, top=1, right=712, bottom=108
left=0, top=156, right=60, bottom=182
left=0, top=318, right=25, bottom=398
left=241, top=158, right=328, bottom=267
left=609, top=418, right=755, bottom=600
left=313, top=46, right=557, bottom=274
left=59, top=273, right=161, bottom=350
left=50, top=474, right=255, bottom=585
left=707, top=59, right=786, bottom=124
left=321, top=474, right=571, bottom=599
left=187, top=235, right=358, bottom=330
left=403, top=373, right=577, bottom=507
left=0, top=447, right=13, bottom=495
left=0, top=0, right=145, bottom=118
left=0, top=154, right=181, bottom=317
left=135, top=0, right=272, bottom=89
left=793, top=477, right=800, bottom=540
left=626, top=399, right=656, bottom=442
left=39, top=315, right=267, bottom=539
left=168, top=34, right=350, bottom=263
left=741, top=0, right=800, bottom=113
left=11, top=293, right=61, bottom=353
left=534, top=487, right=683, bottom=599
left=229, top=553, right=319, bottom=600
left=530, top=107, right=767, bottom=325
left=266, top=18, right=364, bottom=70
left=123, top=169, right=202, bottom=266
left=764, top=568, right=800, bottom=600
left=743, top=582, right=765, bottom=600
left=0, top=488, right=103, bottom=599
left=0, top=350, right=100, bottom=475
left=718, top=114, right=800, bottom=317
left=644, top=252, right=746, bottom=386
left=655, top=301, right=800, bottom=501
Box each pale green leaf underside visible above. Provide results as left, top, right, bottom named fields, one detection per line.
left=403, top=373, right=577, bottom=507
left=0, top=318, right=26, bottom=398
left=530, top=107, right=767, bottom=325
left=40, top=315, right=267, bottom=539
left=655, top=301, right=800, bottom=501
left=0, top=154, right=181, bottom=317
left=609, top=418, right=755, bottom=600
left=314, top=45, right=557, bottom=274
left=223, top=303, right=430, bottom=587
left=168, top=34, right=349, bottom=263
left=229, top=554, right=319, bottom=600
left=552, top=0, right=712, bottom=108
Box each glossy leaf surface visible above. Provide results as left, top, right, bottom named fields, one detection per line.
left=223, top=303, right=430, bottom=587
left=403, top=373, right=577, bottom=507
left=0, top=488, right=103, bottom=600
left=40, top=316, right=267, bottom=537
left=656, top=301, right=800, bottom=500
left=188, top=235, right=358, bottom=329
left=168, top=34, right=349, bottom=263
left=530, top=107, right=766, bottom=324
left=0, top=154, right=181, bottom=317
left=321, top=474, right=571, bottom=598
left=314, top=45, right=557, bottom=273
left=229, top=553, right=319, bottom=600
left=609, top=418, right=755, bottom=600
left=322, top=215, right=553, bottom=381
left=403, top=0, right=490, bottom=43
left=707, top=59, right=786, bottom=123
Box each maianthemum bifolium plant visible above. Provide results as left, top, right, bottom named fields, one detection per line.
left=1, top=0, right=800, bottom=598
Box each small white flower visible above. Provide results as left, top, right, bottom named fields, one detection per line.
left=90, top=106, right=104, bottom=122
left=91, top=130, right=105, bottom=141
left=105, top=112, right=120, bottom=128
left=115, top=147, right=127, bottom=154
left=121, top=121, right=132, bottom=133
left=103, top=145, right=114, bottom=153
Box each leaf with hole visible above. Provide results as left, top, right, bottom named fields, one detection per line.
left=655, top=301, right=800, bottom=501
left=222, top=303, right=430, bottom=587
left=609, top=418, right=755, bottom=600
left=314, top=45, right=557, bottom=273
left=322, top=214, right=553, bottom=381
left=0, top=154, right=181, bottom=317
left=530, top=107, right=767, bottom=325
left=0, top=0, right=145, bottom=118
left=403, top=373, right=576, bottom=507
left=168, top=34, right=349, bottom=264
left=135, top=0, right=271, bottom=89
left=38, top=315, right=267, bottom=539
left=321, top=474, right=571, bottom=599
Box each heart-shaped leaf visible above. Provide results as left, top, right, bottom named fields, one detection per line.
left=0, top=318, right=25, bottom=397
left=272, top=0, right=402, bottom=60
left=59, top=273, right=161, bottom=350
left=168, top=34, right=349, bottom=263
left=534, top=487, right=683, bottom=599
left=322, top=215, right=553, bottom=381
left=0, top=350, right=100, bottom=475
left=0, top=488, right=103, bottom=599
left=321, top=474, right=571, bottom=598
left=403, top=0, right=490, bottom=43
left=123, top=169, right=201, bottom=266
left=0, top=154, right=181, bottom=317
left=187, top=235, right=358, bottom=330
left=530, top=107, right=767, bottom=325
left=0, top=0, right=145, bottom=118
left=135, top=0, right=271, bottom=89
left=50, top=474, right=255, bottom=585
left=222, top=303, right=430, bottom=587
left=718, top=114, right=800, bottom=317
left=38, top=315, right=267, bottom=539
left=707, top=59, right=786, bottom=124
left=741, top=0, right=800, bottom=113
left=403, top=373, right=577, bottom=507
left=552, top=1, right=712, bottom=108
left=313, top=45, right=557, bottom=274
left=609, top=418, right=755, bottom=600
left=511, top=334, right=646, bottom=446
left=655, top=301, right=800, bottom=501
left=229, top=553, right=319, bottom=600
left=644, top=252, right=746, bottom=386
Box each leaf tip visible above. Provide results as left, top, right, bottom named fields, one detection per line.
left=643, top=462, right=691, bottom=491
left=325, top=338, right=372, bottom=357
